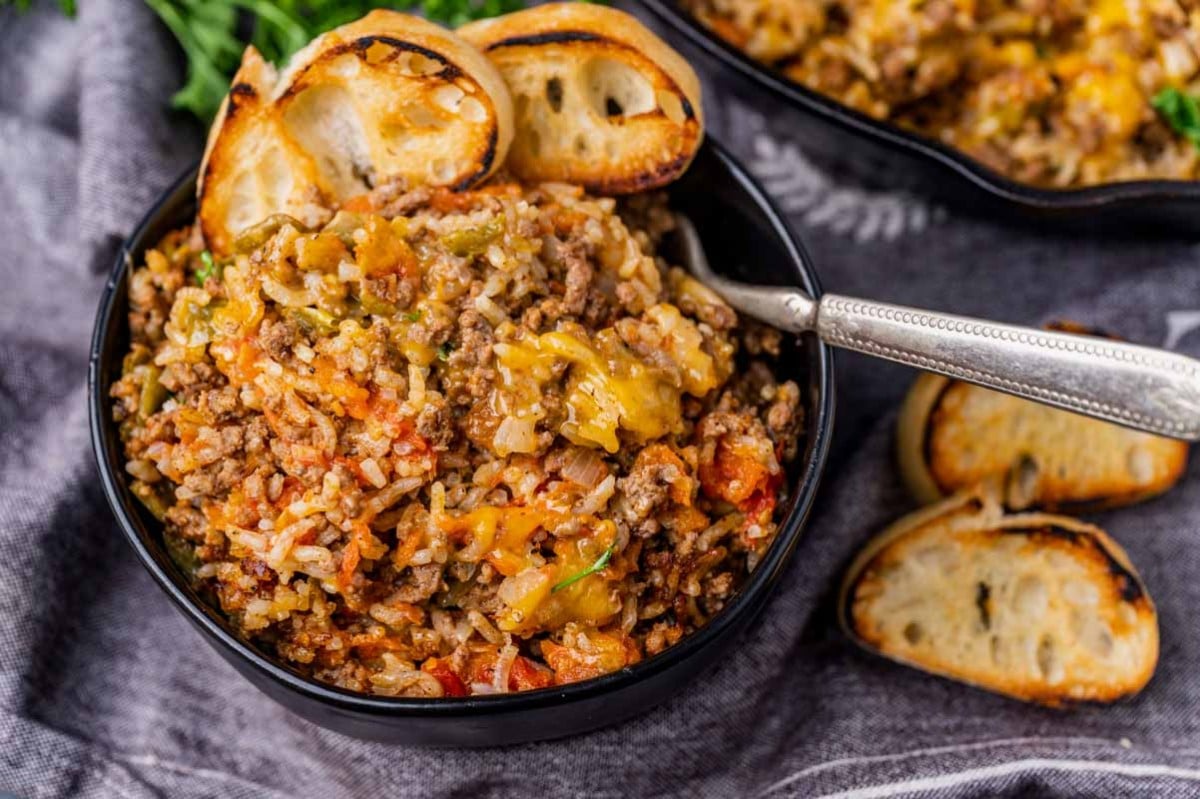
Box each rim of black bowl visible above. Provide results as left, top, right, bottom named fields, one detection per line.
left=639, top=0, right=1200, bottom=211
left=88, top=138, right=835, bottom=720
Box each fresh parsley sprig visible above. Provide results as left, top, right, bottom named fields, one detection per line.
left=1, top=0, right=76, bottom=15
left=9, top=0, right=539, bottom=121
left=142, top=0, right=526, bottom=121
left=1152, top=87, right=1200, bottom=152
left=552, top=544, right=616, bottom=593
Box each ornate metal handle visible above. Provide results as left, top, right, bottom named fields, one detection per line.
left=816, top=294, right=1200, bottom=441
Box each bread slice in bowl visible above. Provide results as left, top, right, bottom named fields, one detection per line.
left=897, top=372, right=1188, bottom=511
left=197, top=47, right=331, bottom=256
left=840, top=483, right=1159, bottom=706
left=458, top=3, right=704, bottom=193
left=199, top=10, right=514, bottom=255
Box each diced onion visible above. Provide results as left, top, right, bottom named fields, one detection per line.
left=474, top=295, right=507, bottom=327
left=561, top=448, right=608, bottom=488
left=359, top=457, right=387, bottom=488
left=493, top=642, right=518, bottom=693
left=261, top=276, right=319, bottom=308
left=492, top=416, right=538, bottom=456
left=468, top=610, right=503, bottom=644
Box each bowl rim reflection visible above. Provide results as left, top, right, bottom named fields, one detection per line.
left=87, top=138, right=835, bottom=719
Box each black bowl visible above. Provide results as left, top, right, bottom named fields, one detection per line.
left=88, top=140, right=834, bottom=745
left=639, top=0, right=1200, bottom=235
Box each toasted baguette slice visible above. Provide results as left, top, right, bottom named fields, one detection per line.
left=198, top=48, right=332, bottom=256
left=199, top=10, right=514, bottom=255
left=897, top=372, right=1188, bottom=511
left=841, top=484, right=1158, bottom=706
left=459, top=3, right=704, bottom=193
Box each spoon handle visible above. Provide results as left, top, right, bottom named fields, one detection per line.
left=816, top=294, right=1200, bottom=441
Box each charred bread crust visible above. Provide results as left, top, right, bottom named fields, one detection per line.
left=198, top=11, right=514, bottom=255
left=458, top=3, right=704, bottom=194
left=896, top=371, right=1189, bottom=512
left=840, top=484, right=1159, bottom=706
left=198, top=47, right=329, bottom=256
left=895, top=371, right=950, bottom=506
left=274, top=11, right=513, bottom=191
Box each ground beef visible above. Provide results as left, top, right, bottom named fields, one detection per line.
left=685, top=0, right=1200, bottom=186
left=113, top=182, right=804, bottom=697
left=391, top=563, right=444, bottom=603
left=538, top=234, right=593, bottom=321
left=259, top=318, right=295, bottom=360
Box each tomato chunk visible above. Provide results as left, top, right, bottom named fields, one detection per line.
left=699, top=435, right=772, bottom=507
left=541, top=632, right=639, bottom=685
left=508, top=655, right=554, bottom=691
left=421, top=658, right=468, bottom=697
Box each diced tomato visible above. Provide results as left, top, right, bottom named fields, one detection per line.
left=225, top=336, right=262, bottom=384
left=312, top=357, right=371, bottom=420
left=334, top=456, right=372, bottom=487
left=394, top=420, right=431, bottom=458
left=391, top=528, right=422, bottom=571
left=428, top=183, right=522, bottom=213
left=291, top=445, right=331, bottom=469
left=541, top=633, right=638, bottom=685
left=632, top=444, right=694, bottom=505
left=356, top=216, right=417, bottom=278
left=699, top=436, right=772, bottom=507
left=465, top=651, right=497, bottom=686
left=461, top=650, right=555, bottom=693
left=740, top=476, right=780, bottom=532
left=338, top=537, right=360, bottom=591
left=276, top=477, right=304, bottom=509
left=421, top=659, right=469, bottom=697
left=508, top=655, right=554, bottom=691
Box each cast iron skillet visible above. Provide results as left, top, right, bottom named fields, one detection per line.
left=88, top=139, right=835, bottom=746
left=639, top=0, right=1200, bottom=234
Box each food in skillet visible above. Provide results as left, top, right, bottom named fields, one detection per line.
left=112, top=6, right=805, bottom=697
left=682, top=0, right=1200, bottom=187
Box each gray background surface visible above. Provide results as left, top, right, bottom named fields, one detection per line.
left=2, top=1, right=1200, bottom=796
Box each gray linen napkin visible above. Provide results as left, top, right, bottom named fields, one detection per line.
left=2, top=2, right=1200, bottom=796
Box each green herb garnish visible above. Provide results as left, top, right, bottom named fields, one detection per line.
left=1152, top=87, right=1200, bottom=151
left=552, top=545, right=615, bottom=593
left=1, top=0, right=75, bottom=15
left=437, top=341, right=455, bottom=361
left=404, top=309, right=423, bottom=322
left=141, top=0, right=527, bottom=121
left=194, top=250, right=220, bottom=285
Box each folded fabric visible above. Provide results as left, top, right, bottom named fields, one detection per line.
left=2, top=2, right=1199, bottom=796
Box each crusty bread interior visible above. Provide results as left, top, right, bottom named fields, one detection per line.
left=199, top=10, right=514, bottom=255
left=459, top=3, right=704, bottom=193
left=897, top=372, right=1188, bottom=511
left=841, top=484, right=1159, bottom=706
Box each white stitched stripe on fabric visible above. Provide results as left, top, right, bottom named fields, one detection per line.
left=757, top=737, right=1134, bottom=797
left=805, top=759, right=1200, bottom=799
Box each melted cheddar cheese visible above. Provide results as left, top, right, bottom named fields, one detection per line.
left=492, top=304, right=720, bottom=454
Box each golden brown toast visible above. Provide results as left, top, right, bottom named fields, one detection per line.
left=199, top=11, right=514, bottom=255
left=459, top=3, right=704, bottom=193
left=841, top=484, right=1159, bottom=706
left=197, top=47, right=331, bottom=256
left=897, top=372, right=1188, bottom=511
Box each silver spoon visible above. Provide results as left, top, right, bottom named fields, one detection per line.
left=675, top=217, right=1200, bottom=441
